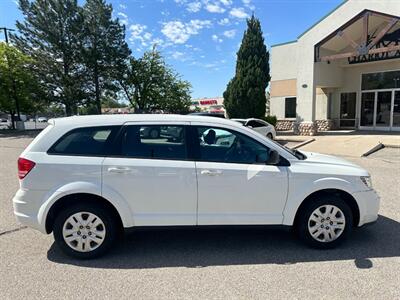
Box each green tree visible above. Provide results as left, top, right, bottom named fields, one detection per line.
left=13, top=0, right=86, bottom=115
left=0, top=43, right=44, bottom=128
left=81, top=0, right=130, bottom=114
left=223, top=15, right=270, bottom=118
left=120, top=49, right=191, bottom=114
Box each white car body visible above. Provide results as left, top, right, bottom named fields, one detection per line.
left=232, top=118, right=276, bottom=139
left=13, top=115, right=378, bottom=241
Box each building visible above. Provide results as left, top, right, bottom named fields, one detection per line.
left=190, top=97, right=225, bottom=113
left=270, top=0, right=400, bottom=135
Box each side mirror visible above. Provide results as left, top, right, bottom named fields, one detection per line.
left=266, top=150, right=280, bottom=165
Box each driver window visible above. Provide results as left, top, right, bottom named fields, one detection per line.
left=196, top=126, right=270, bottom=164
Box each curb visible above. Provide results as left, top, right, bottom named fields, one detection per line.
left=361, top=143, right=384, bottom=157
left=291, top=138, right=315, bottom=149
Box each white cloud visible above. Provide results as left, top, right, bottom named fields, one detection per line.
left=129, top=24, right=153, bottom=47
left=229, top=7, right=248, bottom=18
left=223, top=29, right=236, bottom=38
left=119, top=3, right=127, bottom=10
left=187, top=1, right=201, bottom=12
left=161, top=19, right=212, bottom=44
left=220, top=0, right=232, bottom=6
left=212, top=34, right=223, bottom=43
left=117, top=12, right=129, bottom=26
left=242, top=0, right=251, bottom=4
left=171, top=51, right=185, bottom=60
left=205, top=3, right=225, bottom=13
left=218, top=18, right=230, bottom=26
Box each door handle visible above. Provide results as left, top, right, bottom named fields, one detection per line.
left=107, top=167, right=132, bottom=174
left=201, top=170, right=222, bottom=176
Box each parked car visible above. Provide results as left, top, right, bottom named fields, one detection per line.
left=37, top=117, right=48, bottom=123
left=13, top=115, right=379, bottom=258
left=232, top=118, right=276, bottom=139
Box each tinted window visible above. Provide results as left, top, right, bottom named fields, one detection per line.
left=121, top=125, right=186, bottom=160
left=362, top=70, right=400, bottom=90
left=48, top=126, right=120, bottom=156
left=195, top=126, right=270, bottom=164
left=247, top=120, right=265, bottom=128
left=285, top=97, right=296, bottom=118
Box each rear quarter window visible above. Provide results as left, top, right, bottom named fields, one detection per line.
left=48, top=126, right=120, bottom=156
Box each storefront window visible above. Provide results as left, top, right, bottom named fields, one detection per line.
left=340, top=93, right=356, bottom=127
left=361, top=70, right=400, bottom=90
left=285, top=97, right=296, bottom=118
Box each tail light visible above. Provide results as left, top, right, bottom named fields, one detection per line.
left=18, top=157, right=36, bottom=179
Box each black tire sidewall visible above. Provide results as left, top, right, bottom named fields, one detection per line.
left=53, top=203, right=117, bottom=259
left=296, top=196, right=353, bottom=249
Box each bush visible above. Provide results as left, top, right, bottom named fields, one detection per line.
left=262, top=115, right=277, bottom=127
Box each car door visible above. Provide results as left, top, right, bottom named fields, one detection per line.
left=102, top=122, right=197, bottom=226
left=191, top=124, right=288, bottom=225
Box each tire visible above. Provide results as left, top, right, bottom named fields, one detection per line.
left=295, top=195, right=353, bottom=249
left=267, top=133, right=273, bottom=140
left=149, top=128, right=160, bottom=139
left=53, top=202, right=119, bottom=259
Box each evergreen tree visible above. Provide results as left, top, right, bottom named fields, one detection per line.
left=223, top=15, right=270, bottom=118
left=13, top=0, right=86, bottom=115
left=81, top=0, right=130, bottom=114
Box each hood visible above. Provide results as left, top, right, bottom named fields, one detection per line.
left=300, top=151, right=369, bottom=176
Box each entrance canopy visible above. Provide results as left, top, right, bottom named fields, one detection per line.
left=315, top=9, right=400, bottom=64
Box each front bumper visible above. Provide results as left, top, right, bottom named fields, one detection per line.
left=352, top=189, right=380, bottom=226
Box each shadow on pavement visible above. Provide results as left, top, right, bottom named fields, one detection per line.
left=47, top=215, right=400, bottom=269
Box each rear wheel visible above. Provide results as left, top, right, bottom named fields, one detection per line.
left=149, top=128, right=160, bottom=139
left=53, top=203, right=118, bottom=259
left=296, top=196, right=353, bottom=248
left=267, top=133, right=273, bottom=139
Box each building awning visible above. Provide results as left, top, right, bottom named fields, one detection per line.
left=315, top=9, right=400, bottom=64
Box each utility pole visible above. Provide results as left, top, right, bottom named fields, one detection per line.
left=1, top=27, right=21, bottom=128
left=0, top=27, right=15, bottom=44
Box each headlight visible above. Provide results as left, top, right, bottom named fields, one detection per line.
left=360, top=176, right=372, bottom=189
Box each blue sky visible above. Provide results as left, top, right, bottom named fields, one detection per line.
left=0, top=0, right=342, bottom=99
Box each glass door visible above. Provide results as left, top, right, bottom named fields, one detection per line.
left=393, top=91, right=400, bottom=129
left=360, top=92, right=375, bottom=127
left=340, top=93, right=356, bottom=128
left=375, top=91, right=392, bottom=128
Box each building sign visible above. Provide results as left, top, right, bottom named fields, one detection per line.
left=348, top=28, right=400, bottom=64
left=200, top=99, right=218, bottom=105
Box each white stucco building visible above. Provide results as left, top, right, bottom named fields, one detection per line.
left=270, top=0, right=400, bottom=135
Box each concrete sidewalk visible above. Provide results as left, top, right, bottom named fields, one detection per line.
left=277, top=131, right=400, bottom=157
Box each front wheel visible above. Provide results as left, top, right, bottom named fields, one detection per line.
left=53, top=203, right=118, bottom=259
left=267, top=133, right=273, bottom=139
left=296, top=196, right=353, bottom=248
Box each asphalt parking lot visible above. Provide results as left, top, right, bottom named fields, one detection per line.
left=0, top=132, right=399, bottom=299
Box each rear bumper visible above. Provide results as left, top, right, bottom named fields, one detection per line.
left=13, top=189, right=47, bottom=233
left=352, top=189, right=380, bottom=227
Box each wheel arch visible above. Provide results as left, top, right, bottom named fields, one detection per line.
left=293, top=189, right=360, bottom=227
left=45, top=193, right=124, bottom=234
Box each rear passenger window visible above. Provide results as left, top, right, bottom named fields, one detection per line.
left=122, top=125, right=186, bottom=160
left=48, top=126, right=119, bottom=156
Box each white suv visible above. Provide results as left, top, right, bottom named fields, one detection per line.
left=13, top=115, right=379, bottom=258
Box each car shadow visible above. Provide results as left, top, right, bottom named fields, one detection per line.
left=47, top=215, right=400, bottom=269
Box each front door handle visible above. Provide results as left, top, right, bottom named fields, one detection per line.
left=107, top=167, right=132, bottom=174
left=201, top=169, right=222, bottom=176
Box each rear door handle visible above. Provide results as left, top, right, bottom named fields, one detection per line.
left=201, top=170, right=222, bottom=176
left=107, top=167, right=132, bottom=174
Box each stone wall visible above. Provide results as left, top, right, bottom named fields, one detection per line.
left=315, top=119, right=334, bottom=131
left=294, top=122, right=317, bottom=136
left=275, top=120, right=295, bottom=131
